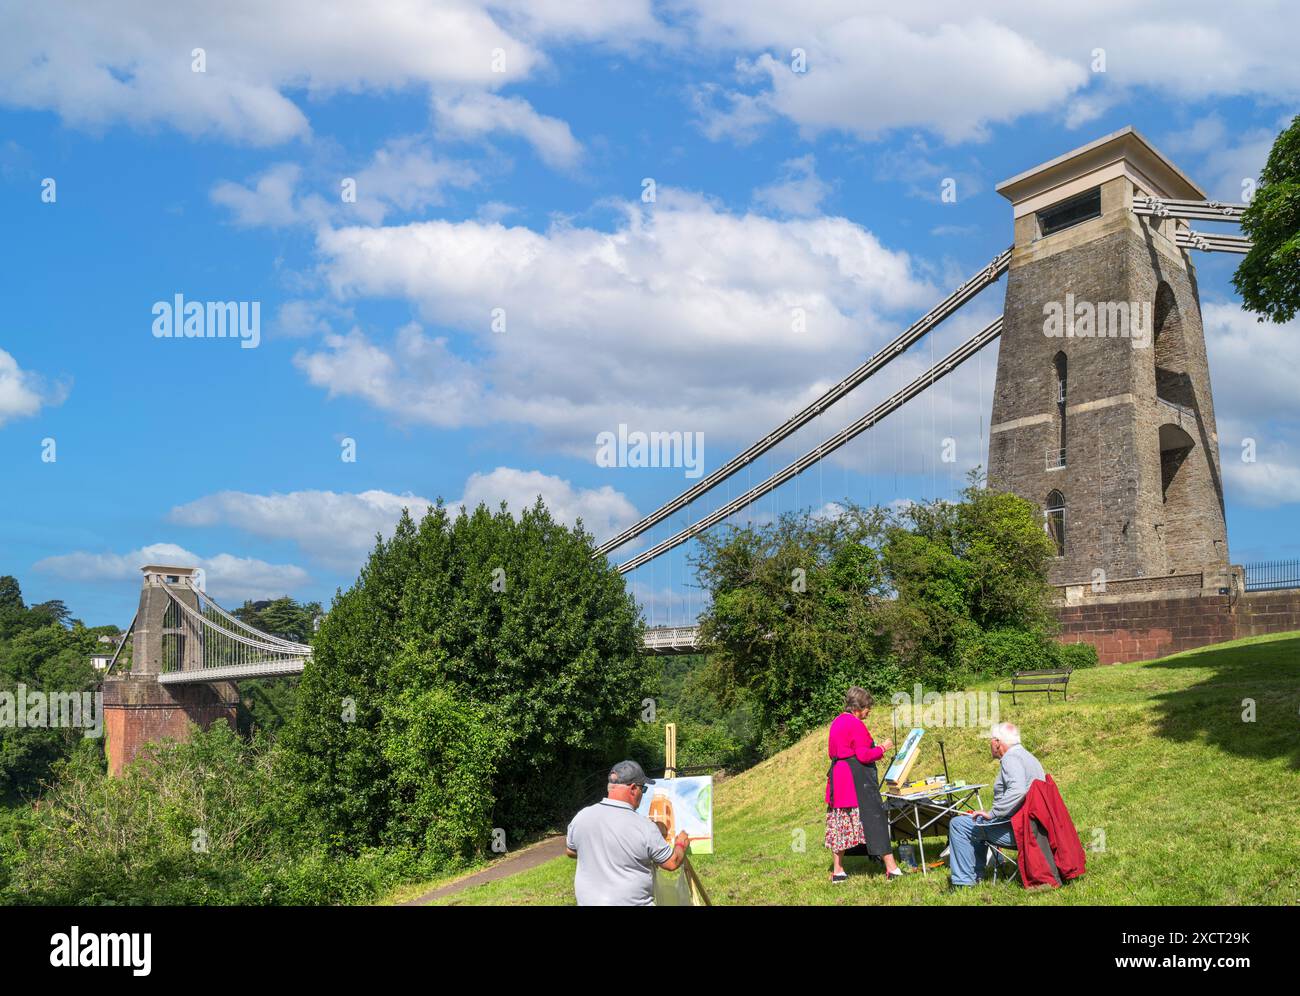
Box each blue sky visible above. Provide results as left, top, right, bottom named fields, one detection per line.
left=2, top=2, right=1298, bottom=627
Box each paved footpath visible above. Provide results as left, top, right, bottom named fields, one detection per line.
left=402, top=835, right=568, bottom=905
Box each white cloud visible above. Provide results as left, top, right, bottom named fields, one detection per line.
left=350, top=138, right=480, bottom=223
left=680, top=3, right=1300, bottom=145
left=211, top=163, right=320, bottom=228
left=211, top=141, right=479, bottom=230
left=274, top=298, right=355, bottom=339
left=433, top=92, right=583, bottom=170
left=453, top=467, right=639, bottom=540
left=690, top=82, right=774, bottom=145
left=167, top=470, right=640, bottom=570
left=1224, top=459, right=1300, bottom=509
left=873, top=135, right=985, bottom=203
left=0, top=1, right=545, bottom=144
left=0, top=0, right=668, bottom=155
left=170, top=489, right=435, bottom=570
left=491, top=0, right=662, bottom=44
left=1062, top=90, right=1121, bottom=131
left=34, top=542, right=309, bottom=603
left=476, top=201, right=519, bottom=224
left=5, top=2, right=1299, bottom=155
left=300, top=189, right=932, bottom=451
left=1204, top=303, right=1300, bottom=429
left=752, top=155, right=832, bottom=217
left=1161, top=114, right=1275, bottom=201
left=695, top=15, right=1086, bottom=144
left=294, top=323, right=488, bottom=428
left=0, top=348, right=67, bottom=427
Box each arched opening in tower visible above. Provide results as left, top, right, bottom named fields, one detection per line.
left=1159, top=422, right=1196, bottom=572
left=1153, top=283, right=1193, bottom=410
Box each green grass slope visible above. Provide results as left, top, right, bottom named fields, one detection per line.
left=423, top=632, right=1300, bottom=906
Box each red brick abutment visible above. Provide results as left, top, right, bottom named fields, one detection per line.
left=1055, top=587, right=1300, bottom=663
left=102, top=676, right=238, bottom=775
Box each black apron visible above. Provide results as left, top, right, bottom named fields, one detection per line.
left=827, top=754, right=892, bottom=857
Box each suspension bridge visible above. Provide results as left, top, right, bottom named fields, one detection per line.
left=103, top=126, right=1254, bottom=770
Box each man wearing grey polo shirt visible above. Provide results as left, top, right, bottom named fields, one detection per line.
left=566, top=760, right=691, bottom=906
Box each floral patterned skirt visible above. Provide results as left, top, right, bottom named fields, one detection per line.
left=824, top=806, right=867, bottom=852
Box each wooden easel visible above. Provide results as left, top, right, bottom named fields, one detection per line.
left=660, top=722, right=711, bottom=906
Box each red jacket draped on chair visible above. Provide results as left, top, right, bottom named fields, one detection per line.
left=1011, top=774, right=1086, bottom=887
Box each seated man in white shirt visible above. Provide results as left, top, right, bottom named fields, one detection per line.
left=947, top=722, right=1045, bottom=888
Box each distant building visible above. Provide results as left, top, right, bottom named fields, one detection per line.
left=91, top=631, right=123, bottom=670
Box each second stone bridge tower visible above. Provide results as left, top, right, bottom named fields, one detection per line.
left=988, top=127, right=1229, bottom=591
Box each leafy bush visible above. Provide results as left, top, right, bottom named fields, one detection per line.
left=626, top=714, right=756, bottom=776
left=1055, top=640, right=1099, bottom=670
left=621, top=656, right=762, bottom=775
left=8, top=726, right=273, bottom=903
left=378, top=674, right=503, bottom=855
left=231, top=597, right=320, bottom=737
left=0, top=618, right=107, bottom=800
left=957, top=627, right=1058, bottom=679
left=2, top=727, right=439, bottom=906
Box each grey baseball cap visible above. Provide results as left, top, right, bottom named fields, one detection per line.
left=608, top=760, right=655, bottom=787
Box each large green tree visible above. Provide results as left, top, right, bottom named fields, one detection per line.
left=693, top=503, right=893, bottom=745
left=281, top=500, right=650, bottom=860
left=1234, top=114, right=1300, bottom=323
left=882, top=481, right=1056, bottom=677
left=693, top=481, right=1060, bottom=748
left=0, top=577, right=22, bottom=611
left=233, top=596, right=323, bottom=643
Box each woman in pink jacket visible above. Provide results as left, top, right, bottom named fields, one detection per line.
left=825, top=686, right=902, bottom=883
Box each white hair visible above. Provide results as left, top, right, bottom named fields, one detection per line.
left=989, top=722, right=1021, bottom=746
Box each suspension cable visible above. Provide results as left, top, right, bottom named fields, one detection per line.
left=616, top=315, right=1004, bottom=573
left=593, top=247, right=1011, bottom=558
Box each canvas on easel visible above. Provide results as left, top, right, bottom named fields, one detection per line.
left=884, top=728, right=925, bottom=789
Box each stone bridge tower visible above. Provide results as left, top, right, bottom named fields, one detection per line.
left=102, top=566, right=238, bottom=775
left=987, top=127, right=1230, bottom=594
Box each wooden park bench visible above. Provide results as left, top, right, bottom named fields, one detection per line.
left=998, top=667, right=1072, bottom=704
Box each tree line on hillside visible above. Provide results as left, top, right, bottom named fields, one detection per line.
left=3, top=481, right=1095, bottom=904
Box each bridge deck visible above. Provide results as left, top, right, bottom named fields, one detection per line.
left=642, top=625, right=704, bottom=654
left=155, top=630, right=702, bottom=685
left=158, top=659, right=307, bottom=684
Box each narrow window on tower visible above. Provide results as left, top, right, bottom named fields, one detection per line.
left=1052, top=351, right=1067, bottom=469
left=1045, top=490, right=1066, bottom=557
left=1037, top=186, right=1102, bottom=237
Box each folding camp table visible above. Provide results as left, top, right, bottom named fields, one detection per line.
left=882, top=783, right=987, bottom=875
